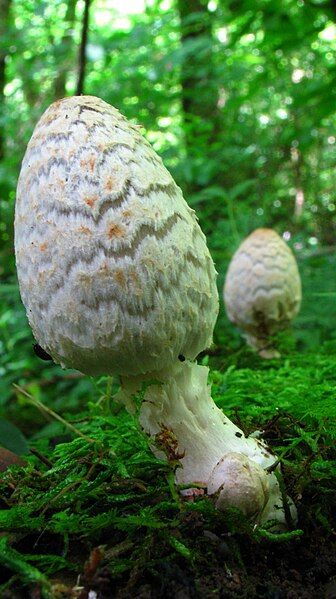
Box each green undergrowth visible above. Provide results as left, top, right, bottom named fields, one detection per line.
left=211, top=343, right=336, bottom=428
left=0, top=347, right=335, bottom=597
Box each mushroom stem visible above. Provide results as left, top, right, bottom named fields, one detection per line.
left=118, top=360, right=296, bottom=526
left=244, top=333, right=281, bottom=359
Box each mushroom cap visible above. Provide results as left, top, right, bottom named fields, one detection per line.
left=224, top=228, right=301, bottom=338
left=15, top=96, right=218, bottom=376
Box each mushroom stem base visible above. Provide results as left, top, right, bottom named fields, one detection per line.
left=245, top=333, right=281, bottom=359
left=118, top=361, right=296, bottom=526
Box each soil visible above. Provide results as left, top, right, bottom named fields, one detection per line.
left=80, top=519, right=336, bottom=599
left=2, top=503, right=335, bottom=599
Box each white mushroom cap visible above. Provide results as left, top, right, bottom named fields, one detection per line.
left=224, top=228, right=301, bottom=354
left=15, top=96, right=218, bottom=376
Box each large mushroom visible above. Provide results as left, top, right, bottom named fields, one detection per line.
left=224, top=228, right=302, bottom=358
left=15, top=97, right=295, bottom=525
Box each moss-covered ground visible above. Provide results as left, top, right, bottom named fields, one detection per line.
left=0, top=252, right=335, bottom=598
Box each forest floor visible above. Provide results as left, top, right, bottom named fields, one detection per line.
left=0, top=346, right=335, bottom=599
left=0, top=252, right=335, bottom=598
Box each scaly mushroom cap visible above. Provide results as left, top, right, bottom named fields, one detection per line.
left=224, top=228, right=301, bottom=343
left=15, top=96, right=218, bottom=376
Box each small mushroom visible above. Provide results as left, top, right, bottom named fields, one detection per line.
left=15, top=97, right=295, bottom=525
left=224, top=228, right=301, bottom=358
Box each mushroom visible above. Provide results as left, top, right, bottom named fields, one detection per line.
left=15, top=97, right=295, bottom=525
left=224, top=228, right=301, bottom=358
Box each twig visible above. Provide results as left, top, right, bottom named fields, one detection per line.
left=29, top=447, right=53, bottom=469
left=13, top=384, right=95, bottom=444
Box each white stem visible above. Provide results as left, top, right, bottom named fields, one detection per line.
left=118, top=360, right=296, bottom=526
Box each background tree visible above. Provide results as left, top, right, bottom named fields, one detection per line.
left=76, top=0, right=91, bottom=94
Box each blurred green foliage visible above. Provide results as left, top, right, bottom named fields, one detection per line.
left=1, top=0, right=336, bottom=270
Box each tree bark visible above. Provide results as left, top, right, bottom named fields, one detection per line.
left=76, top=0, right=91, bottom=95
left=0, top=0, right=12, bottom=160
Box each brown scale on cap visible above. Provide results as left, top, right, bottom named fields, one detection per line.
left=107, top=223, right=124, bottom=239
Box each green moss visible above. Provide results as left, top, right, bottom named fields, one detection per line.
left=0, top=347, right=335, bottom=595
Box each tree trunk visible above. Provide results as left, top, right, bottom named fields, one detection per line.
left=76, top=0, right=91, bottom=95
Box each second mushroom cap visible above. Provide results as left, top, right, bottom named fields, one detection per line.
left=224, top=228, right=301, bottom=357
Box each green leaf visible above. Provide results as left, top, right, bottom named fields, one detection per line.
left=0, top=418, right=29, bottom=455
